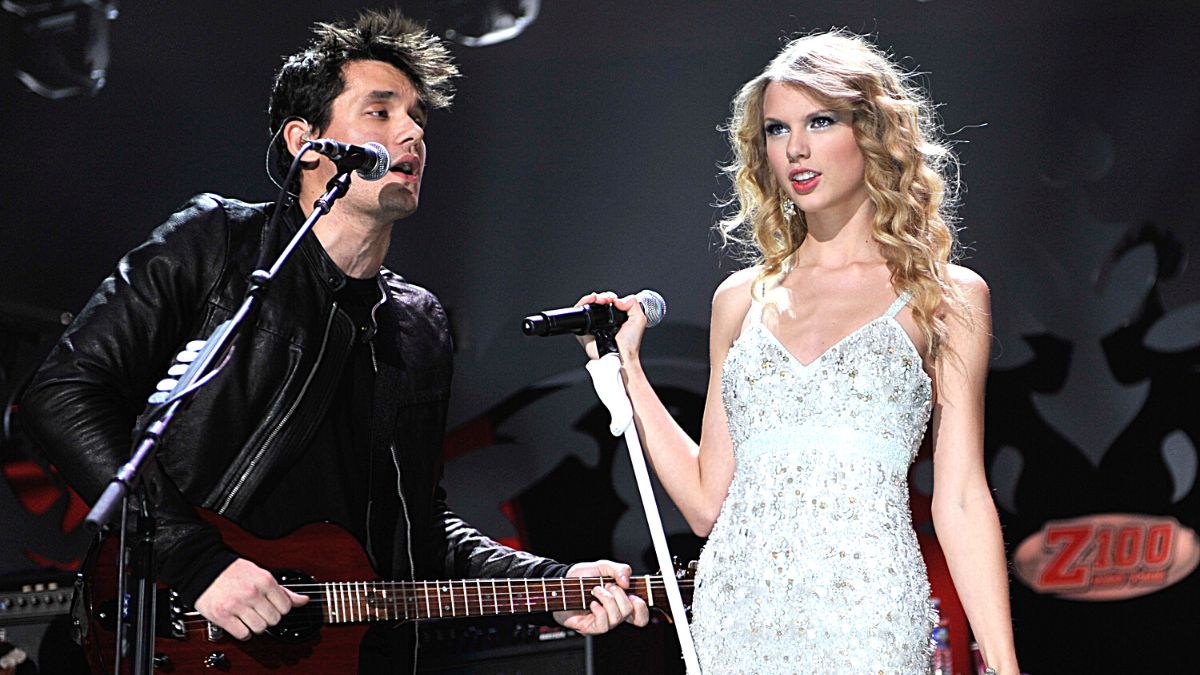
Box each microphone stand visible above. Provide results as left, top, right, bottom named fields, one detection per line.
left=584, top=329, right=702, bottom=675
left=83, top=169, right=357, bottom=675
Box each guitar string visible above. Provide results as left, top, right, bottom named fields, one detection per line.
left=174, top=580, right=695, bottom=607
left=278, top=580, right=695, bottom=597
left=262, top=579, right=694, bottom=595
left=272, top=576, right=624, bottom=589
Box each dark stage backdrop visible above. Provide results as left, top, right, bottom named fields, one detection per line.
left=2, top=1, right=1197, bottom=672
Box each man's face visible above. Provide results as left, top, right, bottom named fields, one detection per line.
left=304, top=60, right=428, bottom=222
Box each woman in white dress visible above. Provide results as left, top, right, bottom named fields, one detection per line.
left=578, top=31, right=1020, bottom=674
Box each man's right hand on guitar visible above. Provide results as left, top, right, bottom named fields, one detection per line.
left=194, top=558, right=310, bottom=640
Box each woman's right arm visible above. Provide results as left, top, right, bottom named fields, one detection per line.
left=577, top=270, right=755, bottom=535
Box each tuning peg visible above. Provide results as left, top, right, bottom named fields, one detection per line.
left=156, top=378, right=178, bottom=391
left=185, top=340, right=206, bottom=351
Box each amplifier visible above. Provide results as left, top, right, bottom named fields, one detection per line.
left=0, top=578, right=73, bottom=626
left=0, top=571, right=86, bottom=674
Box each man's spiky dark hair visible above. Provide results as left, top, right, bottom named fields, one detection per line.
left=268, top=9, right=460, bottom=178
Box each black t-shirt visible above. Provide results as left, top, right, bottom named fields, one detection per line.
left=238, top=275, right=380, bottom=547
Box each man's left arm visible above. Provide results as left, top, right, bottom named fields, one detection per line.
left=405, top=286, right=647, bottom=632
left=430, top=487, right=649, bottom=633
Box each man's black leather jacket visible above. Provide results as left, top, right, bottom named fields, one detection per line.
left=23, top=194, right=567, bottom=598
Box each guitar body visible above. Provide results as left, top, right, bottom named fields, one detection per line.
left=80, top=510, right=694, bottom=674
left=82, top=512, right=376, bottom=674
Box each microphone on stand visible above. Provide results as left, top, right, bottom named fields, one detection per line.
left=306, top=139, right=391, bottom=181
left=523, top=290, right=666, bottom=337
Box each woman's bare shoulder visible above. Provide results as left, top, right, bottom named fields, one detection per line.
left=715, top=266, right=759, bottom=297
left=945, top=262, right=990, bottom=306
left=711, top=267, right=759, bottom=342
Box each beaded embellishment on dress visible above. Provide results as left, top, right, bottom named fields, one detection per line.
left=690, top=291, right=935, bottom=674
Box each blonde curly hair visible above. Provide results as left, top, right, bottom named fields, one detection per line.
left=718, top=30, right=963, bottom=357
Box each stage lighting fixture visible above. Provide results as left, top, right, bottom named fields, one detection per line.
left=2, top=0, right=118, bottom=99
left=412, top=0, right=540, bottom=47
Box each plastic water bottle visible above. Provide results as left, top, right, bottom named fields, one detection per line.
left=932, top=623, right=953, bottom=675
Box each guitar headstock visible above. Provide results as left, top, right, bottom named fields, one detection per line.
left=640, top=559, right=697, bottom=623
left=677, top=559, right=698, bottom=579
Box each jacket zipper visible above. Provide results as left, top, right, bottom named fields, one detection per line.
left=367, top=276, right=387, bottom=340
left=363, top=282, right=387, bottom=565
left=217, top=303, right=339, bottom=514
left=392, top=437, right=419, bottom=675
left=371, top=340, right=419, bottom=674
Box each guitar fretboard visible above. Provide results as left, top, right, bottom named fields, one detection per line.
left=306, top=576, right=686, bottom=624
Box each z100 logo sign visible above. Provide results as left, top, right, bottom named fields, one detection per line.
left=1014, top=514, right=1199, bottom=601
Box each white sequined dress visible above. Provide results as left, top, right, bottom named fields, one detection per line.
left=690, top=291, right=935, bottom=674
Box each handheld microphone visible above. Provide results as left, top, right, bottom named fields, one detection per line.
left=306, top=139, right=391, bottom=181
left=523, top=290, right=666, bottom=337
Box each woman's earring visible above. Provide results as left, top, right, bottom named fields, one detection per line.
left=781, top=195, right=796, bottom=220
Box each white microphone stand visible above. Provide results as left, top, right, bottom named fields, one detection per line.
left=584, top=333, right=702, bottom=675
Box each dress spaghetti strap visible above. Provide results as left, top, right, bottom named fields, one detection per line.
left=746, top=279, right=768, bottom=324
left=883, top=290, right=913, bottom=319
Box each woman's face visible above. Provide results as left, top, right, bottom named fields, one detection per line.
left=762, top=81, right=868, bottom=223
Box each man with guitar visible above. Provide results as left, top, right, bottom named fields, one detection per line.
left=22, top=9, right=649, bottom=672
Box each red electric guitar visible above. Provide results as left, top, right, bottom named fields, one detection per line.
left=77, top=510, right=695, bottom=673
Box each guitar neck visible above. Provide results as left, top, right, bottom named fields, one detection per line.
left=306, top=575, right=676, bottom=624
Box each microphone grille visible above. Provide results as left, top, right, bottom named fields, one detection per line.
left=360, top=142, right=391, bottom=181
left=636, top=289, right=666, bottom=328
